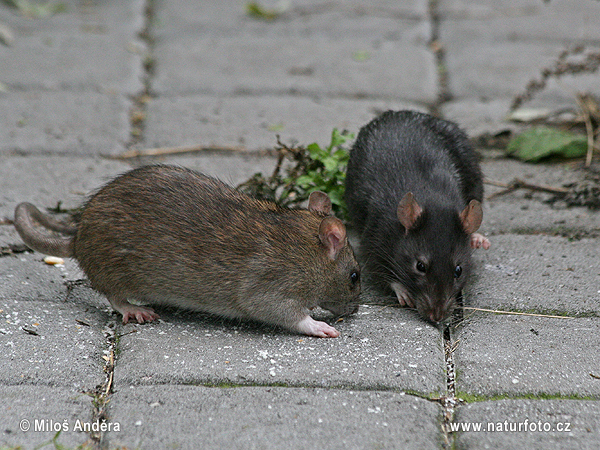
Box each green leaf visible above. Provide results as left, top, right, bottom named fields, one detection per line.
left=506, top=127, right=588, bottom=162
left=327, top=189, right=344, bottom=205
left=295, top=175, right=314, bottom=188
left=5, top=0, right=67, bottom=18
left=328, top=128, right=354, bottom=150
left=322, top=157, right=340, bottom=171
left=351, top=50, right=370, bottom=62
left=267, top=122, right=284, bottom=132
left=306, top=142, right=326, bottom=160
left=245, top=1, right=282, bottom=20
left=332, top=148, right=349, bottom=161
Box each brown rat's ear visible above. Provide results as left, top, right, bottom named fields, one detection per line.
left=396, top=192, right=423, bottom=233
left=460, top=200, right=483, bottom=234
left=308, top=191, right=332, bottom=215
left=319, top=216, right=347, bottom=260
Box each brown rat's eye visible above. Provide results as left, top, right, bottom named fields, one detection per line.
left=416, top=261, right=427, bottom=273
left=350, top=270, right=360, bottom=287
left=454, top=265, right=462, bottom=278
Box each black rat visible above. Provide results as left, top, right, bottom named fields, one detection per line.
left=345, top=110, right=490, bottom=323
left=14, top=165, right=361, bottom=338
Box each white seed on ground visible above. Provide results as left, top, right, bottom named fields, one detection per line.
left=43, top=256, right=64, bottom=265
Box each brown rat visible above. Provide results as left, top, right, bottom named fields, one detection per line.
left=345, top=110, right=489, bottom=323
left=14, top=165, right=361, bottom=337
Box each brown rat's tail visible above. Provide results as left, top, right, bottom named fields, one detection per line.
left=13, top=202, right=76, bottom=257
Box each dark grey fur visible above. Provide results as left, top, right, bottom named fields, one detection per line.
left=345, top=110, right=484, bottom=323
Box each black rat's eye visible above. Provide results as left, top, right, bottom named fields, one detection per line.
left=454, top=265, right=463, bottom=278
left=416, top=261, right=427, bottom=273
left=350, top=270, right=360, bottom=287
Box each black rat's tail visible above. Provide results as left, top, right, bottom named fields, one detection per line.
left=13, top=202, right=76, bottom=257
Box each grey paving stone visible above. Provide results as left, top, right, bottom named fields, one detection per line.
left=0, top=224, right=23, bottom=249
left=0, top=249, right=105, bottom=307
left=113, top=304, right=445, bottom=395
left=154, top=152, right=278, bottom=187
left=152, top=2, right=436, bottom=102
left=144, top=94, right=425, bottom=152
left=441, top=98, right=517, bottom=138
left=0, top=280, right=108, bottom=389
left=454, top=399, right=600, bottom=450
left=152, top=34, right=436, bottom=102
left=0, top=92, right=133, bottom=156
left=439, top=0, right=600, bottom=104
left=0, top=385, right=93, bottom=449
left=153, top=0, right=429, bottom=34
left=1, top=252, right=72, bottom=303
left=453, top=314, right=600, bottom=397
left=467, top=234, right=600, bottom=315
left=0, top=156, right=131, bottom=217
left=439, top=0, right=600, bottom=41
left=480, top=159, right=600, bottom=237
left=0, top=154, right=282, bottom=218
left=105, top=385, right=442, bottom=450
left=0, top=0, right=145, bottom=94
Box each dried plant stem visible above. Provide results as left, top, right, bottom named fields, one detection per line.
left=485, top=178, right=569, bottom=200
left=113, top=144, right=248, bottom=159
left=511, top=46, right=600, bottom=111
left=575, top=93, right=599, bottom=168
left=460, top=307, right=573, bottom=319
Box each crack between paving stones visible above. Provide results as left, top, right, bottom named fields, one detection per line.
left=438, top=324, right=460, bottom=449
left=136, top=379, right=435, bottom=396
left=126, top=0, right=156, bottom=151
left=78, top=320, right=118, bottom=450
left=427, top=0, right=452, bottom=117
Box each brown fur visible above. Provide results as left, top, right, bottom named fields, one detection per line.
left=14, top=165, right=361, bottom=336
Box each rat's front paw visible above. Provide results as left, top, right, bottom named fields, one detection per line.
left=391, top=282, right=415, bottom=308
left=296, top=316, right=340, bottom=338
left=470, top=233, right=491, bottom=250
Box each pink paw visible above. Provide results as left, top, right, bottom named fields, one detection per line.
left=391, top=282, right=415, bottom=308
left=121, top=306, right=160, bottom=324
left=296, top=316, right=340, bottom=338
left=470, top=233, right=491, bottom=250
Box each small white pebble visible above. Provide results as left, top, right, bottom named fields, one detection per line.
left=43, top=256, right=64, bottom=265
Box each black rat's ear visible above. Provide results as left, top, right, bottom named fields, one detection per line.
left=460, top=200, right=483, bottom=234
left=308, top=191, right=332, bottom=215
left=396, top=192, right=423, bottom=233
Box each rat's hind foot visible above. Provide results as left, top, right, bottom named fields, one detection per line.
left=470, top=233, right=491, bottom=250
left=296, top=315, right=340, bottom=338
left=121, top=306, right=160, bottom=324
left=107, top=296, right=160, bottom=324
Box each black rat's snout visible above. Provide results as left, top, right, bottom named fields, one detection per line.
left=428, top=307, right=447, bottom=324
left=423, top=292, right=457, bottom=324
